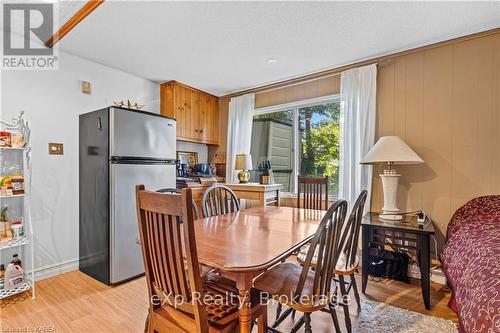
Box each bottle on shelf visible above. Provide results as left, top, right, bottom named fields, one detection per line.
left=11, top=253, right=22, bottom=267
left=4, top=262, right=23, bottom=290
left=0, top=264, right=5, bottom=290
left=10, top=220, right=24, bottom=239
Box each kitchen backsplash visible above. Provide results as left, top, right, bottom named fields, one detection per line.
left=176, top=141, right=208, bottom=163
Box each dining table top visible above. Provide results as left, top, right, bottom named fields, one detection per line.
left=193, top=206, right=326, bottom=273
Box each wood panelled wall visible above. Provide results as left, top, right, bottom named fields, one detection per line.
left=373, top=32, right=500, bottom=249
left=209, top=30, right=500, bottom=251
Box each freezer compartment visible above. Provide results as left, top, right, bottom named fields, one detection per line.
left=109, top=162, right=176, bottom=284
left=110, top=108, right=176, bottom=160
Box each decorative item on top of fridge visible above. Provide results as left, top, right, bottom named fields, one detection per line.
left=113, top=99, right=144, bottom=110
left=258, top=160, right=275, bottom=185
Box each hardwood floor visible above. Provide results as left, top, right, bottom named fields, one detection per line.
left=1, top=270, right=457, bottom=332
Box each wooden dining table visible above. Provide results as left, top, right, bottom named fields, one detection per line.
left=193, top=205, right=326, bottom=333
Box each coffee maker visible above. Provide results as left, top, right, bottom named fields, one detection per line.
left=176, top=160, right=188, bottom=177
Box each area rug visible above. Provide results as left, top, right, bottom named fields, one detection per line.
left=356, top=300, right=458, bottom=333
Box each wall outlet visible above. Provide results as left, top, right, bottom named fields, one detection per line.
left=48, top=143, right=64, bottom=155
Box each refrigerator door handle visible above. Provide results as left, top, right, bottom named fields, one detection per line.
left=110, top=156, right=177, bottom=164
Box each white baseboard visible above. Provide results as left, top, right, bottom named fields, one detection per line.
left=33, top=258, right=79, bottom=281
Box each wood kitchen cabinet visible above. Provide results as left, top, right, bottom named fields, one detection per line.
left=160, top=81, right=219, bottom=145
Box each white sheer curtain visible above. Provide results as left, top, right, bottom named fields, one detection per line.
left=339, top=64, right=377, bottom=213
left=226, top=93, right=255, bottom=183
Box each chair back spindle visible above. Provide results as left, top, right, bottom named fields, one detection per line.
left=338, top=190, right=368, bottom=271
left=201, top=184, right=240, bottom=218
left=298, top=176, right=329, bottom=211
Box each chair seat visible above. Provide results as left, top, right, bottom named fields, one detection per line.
left=183, top=260, right=220, bottom=278
left=254, top=262, right=333, bottom=311
left=297, top=246, right=360, bottom=275
left=151, top=274, right=262, bottom=333
left=172, top=272, right=258, bottom=326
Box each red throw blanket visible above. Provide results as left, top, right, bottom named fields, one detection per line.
left=441, top=196, right=500, bottom=333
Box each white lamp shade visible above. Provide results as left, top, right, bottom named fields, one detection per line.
left=360, top=136, right=424, bottom=165
left=235, top=154, right=253, bottom=170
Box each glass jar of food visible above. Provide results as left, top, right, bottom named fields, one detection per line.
left=0, top=132, right=12, bottom=147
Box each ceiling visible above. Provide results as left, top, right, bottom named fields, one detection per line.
left=59, top=1, right=500, bottom=96
left=57, top=1, right=87, bottom=27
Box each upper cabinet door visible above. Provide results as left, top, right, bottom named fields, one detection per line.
left=182, top=85, right=193, bottom=140
left=209, top=96, right=219, bottom=145
left=174, top=83, right=185, bottom=139
left=191, top=90, right=201, bottom=141
left=160, top=81, right=219, bottom=145
left=200, top=93, right=210, bottom=143
left=160, top=82, right=175, bottom=118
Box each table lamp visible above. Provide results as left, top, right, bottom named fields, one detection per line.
left=360, top=136, right=424, bottom=221
left=235, top=153, right=252, bottom=183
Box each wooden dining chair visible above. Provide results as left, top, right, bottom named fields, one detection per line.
left=297, top=176, right=329, bottom=210
left=156, top=188, right=200, bottom=220
left=254, top=199, right=348, bottom=333
left=201, top=183, right=240, bottom=218
left=296, top=189, right=368, bottom=332
left=270, top=176, right=330, bottom=323
left=136, top=185, right=267, bottom=333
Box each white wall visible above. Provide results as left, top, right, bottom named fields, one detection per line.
left=1, top=50, right=159, bottom=279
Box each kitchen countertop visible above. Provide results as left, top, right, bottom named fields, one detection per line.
left=176, top=177, right=224, bottom=189
left=177, top=180, right=283, bottom=190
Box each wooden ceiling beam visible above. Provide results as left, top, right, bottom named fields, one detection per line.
left=45, top=0, right=105, bottom=48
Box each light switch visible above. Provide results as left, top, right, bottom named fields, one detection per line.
left=81, top=81, right=91, bottom=94
left=49, top=143, right=64, bottom=155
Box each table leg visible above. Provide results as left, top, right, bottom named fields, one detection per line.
left=417, top=234, right=431, bottom=310
left=362, top=226, right=369, bottom=293
left=258, top=193, right=265, bottom=207
left=236, top=275, right=254, bottom=333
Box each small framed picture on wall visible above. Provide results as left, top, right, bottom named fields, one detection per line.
left=177, top=151, right=198, bottom=167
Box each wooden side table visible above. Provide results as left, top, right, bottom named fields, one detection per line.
left=361, top=213, right=435, bottom=309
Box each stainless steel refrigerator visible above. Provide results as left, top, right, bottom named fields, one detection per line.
left=79, top=107, right=176, bottom=285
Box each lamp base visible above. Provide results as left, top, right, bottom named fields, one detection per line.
left=380, top=170, right=401, bottom=222
left=237, top=170, right=250, bottom=183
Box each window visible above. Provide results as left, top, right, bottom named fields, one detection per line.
left=250, top=96, right=341, bottom=198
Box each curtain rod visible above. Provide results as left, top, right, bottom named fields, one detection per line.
left=226, top=59, right=387, bottom=97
